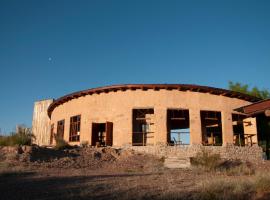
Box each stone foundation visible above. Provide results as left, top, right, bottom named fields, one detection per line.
left=125, top=144, right=263, bottom=163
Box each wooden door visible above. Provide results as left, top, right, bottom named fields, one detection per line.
left=106, top=122, right=113, bottom=146
left=92, top=123, right=99, bottom=146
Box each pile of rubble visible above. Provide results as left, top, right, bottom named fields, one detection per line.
left=0, top=145, right=163, bottom=171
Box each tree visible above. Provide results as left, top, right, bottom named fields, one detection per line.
left=0, top=125, right=34, bottom=146
left=228, top=81, right=270, bottom=99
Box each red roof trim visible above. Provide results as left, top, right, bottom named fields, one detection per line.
left=234, top=98, right=270, bottom=116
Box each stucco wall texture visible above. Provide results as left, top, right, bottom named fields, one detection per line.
left=49, top=89, right=257, bottom=147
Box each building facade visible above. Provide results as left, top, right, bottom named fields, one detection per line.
left=32, top=84, right=260, bottom=148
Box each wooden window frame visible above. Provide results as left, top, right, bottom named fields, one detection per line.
left=69, top=115, right=81, bottom=142
left=132, top=108, right=154, bottom=146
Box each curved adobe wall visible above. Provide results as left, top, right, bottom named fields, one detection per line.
left=50, top=89, right=253, bottom=146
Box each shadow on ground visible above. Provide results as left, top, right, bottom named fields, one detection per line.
left=0, top=171, right=167, bottom=200
left=1, top=170, right=270, bottom=200
left=29, top=147, right=79, bottom=162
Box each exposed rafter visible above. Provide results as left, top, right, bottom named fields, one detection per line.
left=47, top=84, right=261, bottom=118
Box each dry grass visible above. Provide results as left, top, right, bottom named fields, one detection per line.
left=191, top=149, right=222, bottom=171
left=0, top=161, right=270, bottom=200
left=194, top=174, right=270, bottom=200
left=254, top=174, right=270, bottom=193
left=0, top=146, right=270, bottom=200
left=191, top=149, right=255, bottom=176
left=195, top=178, right=254, bottom=200
left=224, top=161, right=255, bottom=176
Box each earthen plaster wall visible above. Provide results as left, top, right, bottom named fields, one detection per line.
left=50, top=89, right=255, bottom=146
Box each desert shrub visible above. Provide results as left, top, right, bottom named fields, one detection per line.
left=54, top=134, right=69, bottom=150
left=0, top=136, right=9, bottom=146
left=191, top=149, right=222, bottom=171
left=80, top=141, right=89, bottom=147
left=224, top=161, right=255, bottom=176
left=0, top=126, right=33, bottom=146
left=191, top=149, right=255, bottom=175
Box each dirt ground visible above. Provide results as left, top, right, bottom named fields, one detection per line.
left=0, top=146, right=270, bottom=200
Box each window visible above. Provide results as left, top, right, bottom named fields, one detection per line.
left=200, top=111, right=223, bottom=146
left=92, top=122, right=113, bottom=146
left=69, top=115, right=81, bottom=142
left=132, top=108, right=154, bottom=146
left=57, top=120, right=65, bottom=139
left=232, top=114, right=245, bottom=146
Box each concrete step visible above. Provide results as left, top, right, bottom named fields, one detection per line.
left=165, top=158, right=187, bottom=161
left=166, top=156, right=185, bottom=159
left=164, top=157, right=191, bottom=169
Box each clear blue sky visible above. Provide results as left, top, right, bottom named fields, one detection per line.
left=0, top=0, right=269, bottom=134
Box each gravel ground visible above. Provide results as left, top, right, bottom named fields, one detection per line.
left=1, top=146, right=270, bottom=200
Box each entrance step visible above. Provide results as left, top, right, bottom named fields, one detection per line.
left=164, top=156, right=191, bottom=169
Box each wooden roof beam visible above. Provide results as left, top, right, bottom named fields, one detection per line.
left=208, top=90, right=218, bottom=94
left=130, top=86, right=137, bottom=90
left=142, top=87, right=148, bottom=91
left=221, top=92, right=229, bottom=96
left=230, top=93, right=238, bottom=98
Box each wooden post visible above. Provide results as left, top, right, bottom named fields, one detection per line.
left=143, top=132, right=145, bottom=146
left=238, top=134, right=241, bottom=146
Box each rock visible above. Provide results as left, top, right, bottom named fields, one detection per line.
left=21, top=146, right=32, bottom=153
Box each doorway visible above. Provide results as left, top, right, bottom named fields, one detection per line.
left=232, top=114, right=245, bottom=146
left=257, top=114, right=270, bottom=159
left=200, top=111, right=223, bottom=146
left=91, top=122, right=113, bottom=146
left=167, top=109, right=190, bottom=146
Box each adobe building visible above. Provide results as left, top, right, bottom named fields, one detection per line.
left=235, top=99, right=270, bottom=158
left=32, top=84, right=267, bottom=161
